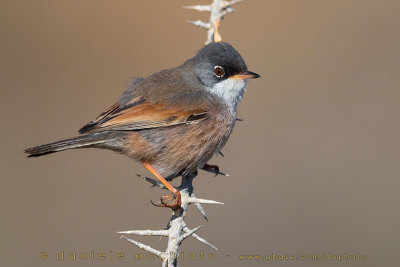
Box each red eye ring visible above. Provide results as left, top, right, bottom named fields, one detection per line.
left=214, top=66, right=225, bottom=78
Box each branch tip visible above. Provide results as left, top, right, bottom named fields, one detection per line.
left=182, top=5, right=211, bottom=12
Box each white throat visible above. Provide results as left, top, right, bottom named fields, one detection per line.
left=206, top=79, right=247, bottom=111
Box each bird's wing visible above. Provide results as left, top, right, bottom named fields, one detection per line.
left=78, top=95, right=208, bottom=133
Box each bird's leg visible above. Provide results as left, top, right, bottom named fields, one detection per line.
left=165, top=171, right=183, bottom=182
left=201, top=163, right=229, bottom=176
left=142, top=162, right=181, bottom=210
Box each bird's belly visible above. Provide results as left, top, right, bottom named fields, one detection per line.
left=126, top=118, right=234, bottom=175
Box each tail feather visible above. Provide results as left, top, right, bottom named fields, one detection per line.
left=25, top=132, right=114, bottom=157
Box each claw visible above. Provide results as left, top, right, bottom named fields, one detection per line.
left=201, top=164, right=229, bottom=176
left=150, top=199, right=164, bottom=208
left=142, top=163, right=182, bottom=210
left=150, top=192, right=181, bottom=211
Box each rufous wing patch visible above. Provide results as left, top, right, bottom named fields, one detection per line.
left=79, top=96, right=208, bottom=133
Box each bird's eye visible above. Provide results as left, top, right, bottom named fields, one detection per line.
left=214, top=66, right=225, bottom=78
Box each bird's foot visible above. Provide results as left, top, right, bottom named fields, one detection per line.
left=201, top=164, right=229, bottom=176
left=151, top=191, right=181, bottom=211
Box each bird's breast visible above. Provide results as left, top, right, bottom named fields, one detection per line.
left=126, top=109, right=236, bottom=175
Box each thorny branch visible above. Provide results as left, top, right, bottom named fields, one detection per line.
left=185, top=0, right=245, bottom=44
left=118, top=173, right=223, bottom=267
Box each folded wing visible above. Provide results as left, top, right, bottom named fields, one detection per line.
left=79, top=96, right=208, bottom=133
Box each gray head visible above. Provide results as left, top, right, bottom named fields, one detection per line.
left=184, top=42, right=260, bottom=109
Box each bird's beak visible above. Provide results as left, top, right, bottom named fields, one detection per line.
left=229, top=71, right=261, bottom=80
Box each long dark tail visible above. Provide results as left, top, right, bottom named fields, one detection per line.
left=25, top=132, right=116, bottom=157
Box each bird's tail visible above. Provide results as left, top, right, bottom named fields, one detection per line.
left=25, top=132, right=116, bottom=157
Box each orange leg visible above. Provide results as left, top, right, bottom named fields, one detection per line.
left=142, top=162, right=181, bottom=210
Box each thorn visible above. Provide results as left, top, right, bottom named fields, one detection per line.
left=176, top=226, right=202, bottom=244
left=138, top=173, right=160, bottom=187
left=143, top=176, right=166, bottom=189
left=218, top=172, right=230, bottom=177
left=186, top=20, right=211, bottom=29
left=120, top=236, right=165, bottom=258
left=236, top=118, right=243, bottom=121
left=192, top=193, right=208, bottom=220
left=194, top=202, right=208, bottom=221
left=223, top=0, right=245, bottom=7
left=182, top=5, right=211, bottom=12
left=117, top=229, right=168, bottom=236
left=192, top=233, right=218, bottom=250
left=221, top=7, right=235, bottom=17
left=219, top=151, right=224, bottom=157
left=188, top=198, right=224, bottom=205
left=183, top=227, right=218, bottom=250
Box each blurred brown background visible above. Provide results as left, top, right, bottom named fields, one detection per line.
left=1, top=0, right=399, bottom=266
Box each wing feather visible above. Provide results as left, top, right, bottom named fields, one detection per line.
left=79, top=96, right=208, bottom=133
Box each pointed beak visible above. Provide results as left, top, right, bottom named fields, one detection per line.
left=229, top=70, right=261, bottom=80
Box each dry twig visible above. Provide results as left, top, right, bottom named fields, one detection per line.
left=185, top=0, right=245, bottom=44
left=118, top=173, right=223, bottom=266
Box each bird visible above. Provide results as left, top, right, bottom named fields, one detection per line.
left=25, top=42, right=260, bottom=210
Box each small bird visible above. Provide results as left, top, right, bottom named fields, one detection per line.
left=25, top=42, right=260, bottom=210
